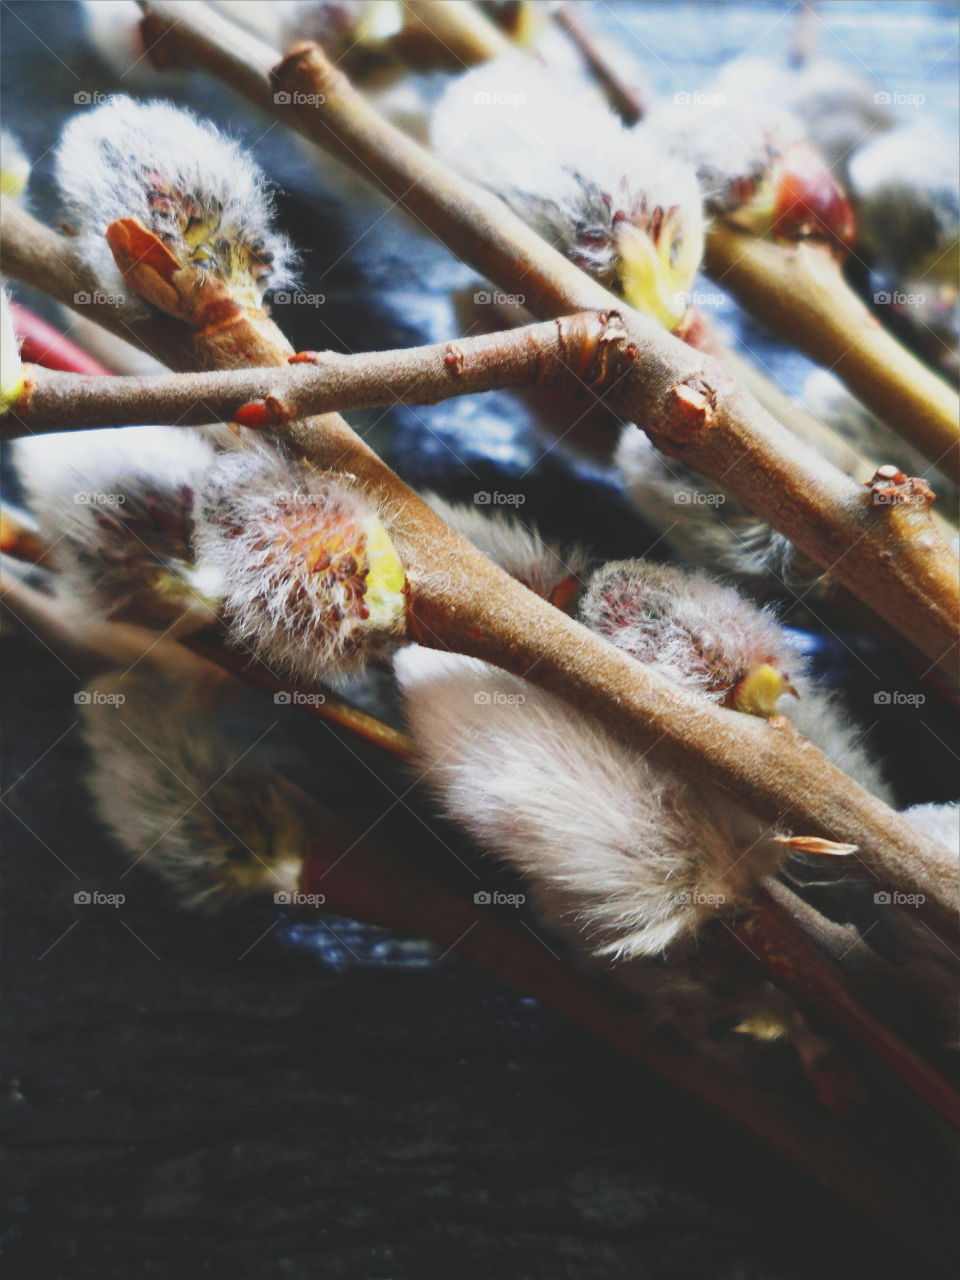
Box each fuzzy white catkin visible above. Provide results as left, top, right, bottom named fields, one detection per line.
left=55, top=96, right=296, bottom=310
left=578, top=557, right=890, bottom=801
left=646, top=84, right=805, bottom=220
left=80, top=670, right=305, bottom=911
left=431, top=57, right=703, bottom=312
left=192, top=448, right=407, bottom=685
left=12, top=426, right=219, bottom=633
left=424, top=494, right=589, bottom=606
left=396, top=646, right=786, bottom=958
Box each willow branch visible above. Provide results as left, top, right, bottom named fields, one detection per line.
left=5, top=62, right=955, bottom=944
left=5, top=569, right=957, bottom=1144
left=553, top=1, right=646, bottom=123
left=3, top=312, right=614, bottom=436
left=704, top=225, right=960, bottom=482
left=130, top=2, right=960, bottom=681
left=396, top=0, right=513, bottom=65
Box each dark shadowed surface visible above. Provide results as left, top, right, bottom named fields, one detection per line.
left=2, top=2, right=957, bottom=1278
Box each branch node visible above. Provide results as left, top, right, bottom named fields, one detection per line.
left=657, top=372, right=720, bottom=446
left=443, top=342, right=466, bottom=378
left=555, top=309, right=636, bottom=394
left=864, top=465, right=936, bottom=509
left=232, top=395, right=290, bottom=430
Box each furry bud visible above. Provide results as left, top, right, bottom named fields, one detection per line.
left=55, top=97, right=295, bottom=316
left=425, top=493, right=588, bottom=610
left=80, top=670, right=305, bottom=911
left=396, top=646, right=785, bottom=958
left=12, top=426, right=218, bottom=633
left=432, top=58, right=703, bottom=328
left=193, top=449, right=407, bottom=683
left=579, top=558, right=797, bottom=715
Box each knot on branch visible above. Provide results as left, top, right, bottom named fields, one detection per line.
left=554, top=310, right=637, bottom=394
left=657, top=372, right=720, bottom=447
left=270, top=41, right=340, bottom=101
left=864, top=465, right=935, bottom=510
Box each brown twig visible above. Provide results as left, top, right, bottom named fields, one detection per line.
left=552, top=1, right=646, bottom=123
left=6, top=68, right=957, bottom=942
left=704, top=225, right=960, bottom=483
left=126, top=3, right=960, bottom=680
left=3, top=312, right=623, bottom=436
left=4, top=569, right=957, bottom=1244
left=395, top=0, right=513, bottom=65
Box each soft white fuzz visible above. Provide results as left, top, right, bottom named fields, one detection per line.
left=614, top=426, right=814, bottom=587
left=12, top=426, right=218, bottom=633
left=425, top=493, right=589, bottom=607
left=578, top=556, right=889, bottom=799
left=193, top=449, right=407, bottom=684
left=55, top=97, right=295, bottom=309
left=647, top=92, right=803, bottom=223
left=431, top=57, right=703, bottom=324
left=396, top=646, right=784, bottom=958
left=579, top=558, right=796, bottom=707
left=80, top=670, right=304, bottom=911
